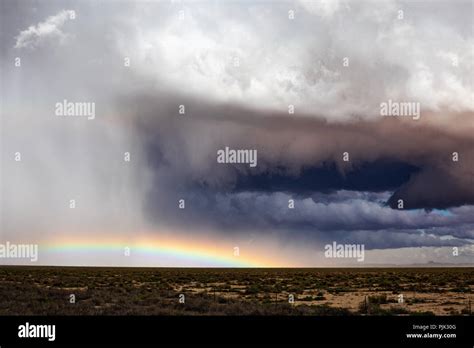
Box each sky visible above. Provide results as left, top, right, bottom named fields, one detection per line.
left=0, top=0, right=473, bottom=267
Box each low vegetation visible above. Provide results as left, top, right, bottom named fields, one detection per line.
left=0, top=266, right=472, bottom=315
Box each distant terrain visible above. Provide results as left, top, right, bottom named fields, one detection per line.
left=0, top=266, right=472, bottom=316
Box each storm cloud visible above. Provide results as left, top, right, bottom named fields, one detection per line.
left=1, top=0, right=473, bottom=265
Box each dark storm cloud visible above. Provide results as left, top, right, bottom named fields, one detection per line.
left=119, top=92, right=474, bottom=249
left=143, top=187, right=474, bottom=249
left=130, top=93, right=474, bottom=206
left=388, top=167, right=474, bottom=210
left=146, top=188, right=474, bottom=232
left=234, top=160, right=419, bottom=194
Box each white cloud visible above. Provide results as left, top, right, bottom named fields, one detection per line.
left=14, top=9, right=75, bottom=49
left=117, top=1, right=473, bottom=120
left=297, top=0, right=346, bottom=18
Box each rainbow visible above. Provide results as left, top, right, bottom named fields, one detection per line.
left=43, top=236, right=276, bottom=267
